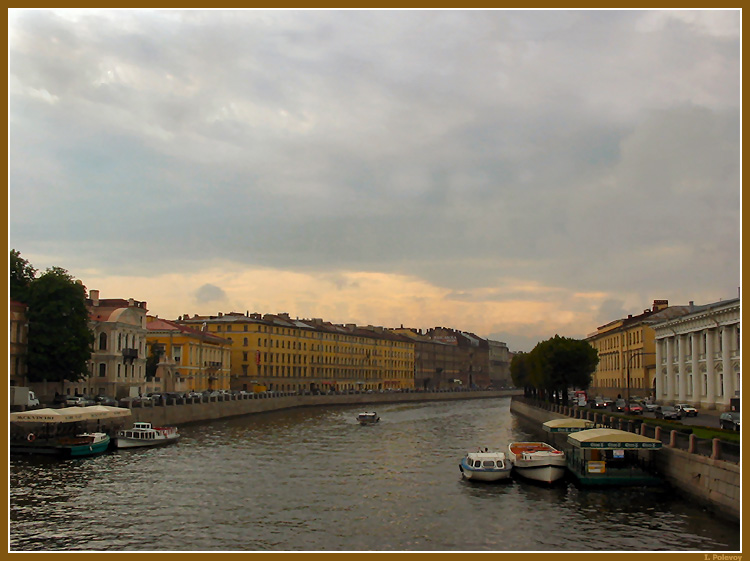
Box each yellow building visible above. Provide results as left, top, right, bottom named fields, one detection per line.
left=146, top=317, right=232, bottom=393
left=586, top=300, right=690, bottom=400
left=177, top=312, right=415, bottom=392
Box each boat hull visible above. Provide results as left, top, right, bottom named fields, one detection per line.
left=512, top=464, right=567, bottom=484
left=509, top=442, right=567, bottom=484
left=115, top=435, right=180, bottom=449
left=10, top=435, right=111, bottom=458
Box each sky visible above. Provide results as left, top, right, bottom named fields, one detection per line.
left=8, top=9, right=741, bottom=352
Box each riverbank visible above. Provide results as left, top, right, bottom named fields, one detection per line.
left=510, top=396, right=740, bottom=524
left=124, top=389, right=521, bottom=426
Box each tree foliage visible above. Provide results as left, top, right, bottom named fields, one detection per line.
left=10, top=249, right=36, bottom=301
left=24, top=265, right=94, bottom=385
left=513, top=335, right=599, bottom=404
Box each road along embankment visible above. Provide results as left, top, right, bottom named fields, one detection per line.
left=510, top=397, right=740, bottom=524
left=126, top=389, right=521, bottom=427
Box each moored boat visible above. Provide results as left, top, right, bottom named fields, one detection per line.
left=357, top=412, right=380, bottom=425
left=115, top=422, right=180, bottom=449
left=459, top=450, right=513, bottom=482
left=12, top=432, right=111, bottom=458
left=508, top=442, right=567, bottom=484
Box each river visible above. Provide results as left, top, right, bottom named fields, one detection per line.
left=9, top=397, right=740, bottom=552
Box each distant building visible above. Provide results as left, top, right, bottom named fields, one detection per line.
left=146, top=317, right=232, bottom=394
left=487, top=340, right=511, bottom=388
left=651, top=298, right=740, bottom=410
left=177, top=312, right=415, bottom=393
left=48, top=290, right=150, bottom=400
left=9, top=299, right=28, bottom=387
left=586, top=299, right=691, bottom=400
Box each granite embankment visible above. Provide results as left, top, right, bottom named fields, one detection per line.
left=125, top=389, right=521, bottom=426
left=510, top=397, right=740, bottom=523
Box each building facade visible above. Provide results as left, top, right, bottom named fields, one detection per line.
left=487, top=339, right=511, bottom=388
left=9, top=299, right=28, bottom=387
left=146, top=317, right=232, bottom=394
left=652, top=298, right=740, bottom=411
left=177, top=312, right=415, bottom=393
left=586, top=300, right=691, bottom=401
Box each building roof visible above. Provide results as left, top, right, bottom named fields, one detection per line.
left=147, top=317, right=231, bottom=345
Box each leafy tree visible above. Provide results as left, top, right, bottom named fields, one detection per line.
left=526, top=335, right=599, bottom=405
left=25, top=267, right=94, bottom=388
left=10, top=249, right=36, bottom=301
left=510, top=352, right=534, bottom=397
left=146, top=342, right=164, bottom=379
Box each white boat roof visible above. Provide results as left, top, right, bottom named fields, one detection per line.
left=543, top=418, right=594, bottom=432
left=567, top=428, right=662, bottom=449
left=467, top=452, right=507, bottom=459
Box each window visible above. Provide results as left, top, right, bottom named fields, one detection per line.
left=99, top=333, right=107, bottom=351
left=99, top=363, right=106, bottom=377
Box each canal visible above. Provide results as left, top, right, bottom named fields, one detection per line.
left=9, top=397, right=740, bottom=551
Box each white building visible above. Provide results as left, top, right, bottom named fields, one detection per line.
left=652, top=298, right=740, bottom=410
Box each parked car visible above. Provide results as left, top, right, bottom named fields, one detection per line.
left=66, top=395, right=94, bottom=406
left=675, top=403, right=698, bottom=417
left=588, top=398, right=607, bottom=409
left=643, top=401, right=659, bottom=413
left=94, top=395, right=117, bottom=406
left=719, top=411, right=740, bottom=431
left=611, top=399, right=627, bottom=413
left=655, top=405, right=682, bottom=420
left=627, top=402, right=643, bottom=415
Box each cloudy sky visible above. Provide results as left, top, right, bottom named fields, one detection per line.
left=9, top=9, right=741, bottom=351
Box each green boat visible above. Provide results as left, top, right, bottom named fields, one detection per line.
left=11, top=432, right=111, bottom=458
left=565, top=428, right=662, bottom=486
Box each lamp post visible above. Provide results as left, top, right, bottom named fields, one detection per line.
left=625, top=350, right=656, bottom=406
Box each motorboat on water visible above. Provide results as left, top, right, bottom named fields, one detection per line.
left=459, top=450, right=513, bottom=482
left=12, top=432, right=111, bottom=458
left=508, top=442, right=567, bottom=484
left=115, top=422, right=180, bottom=449
left=357, top=412, right=380, bottom=425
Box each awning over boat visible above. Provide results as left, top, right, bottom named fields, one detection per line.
left=10, top=408, right=90, bottom=423
left=10, top=406, right=131, bottom=423
left=79, top=406, right=132, bottom=420
left=567, top=428, right=662, bottom=449
left=543, top=418, right=594, bottom=433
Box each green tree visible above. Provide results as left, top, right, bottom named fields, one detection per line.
left=10, top=249, right=37, bottom=301
left=527, top=335, right=599, bottom=405
left=25, top=267, right=94, bottom=388
left=510, top=352, right=534, bottom=397
left=146, top=342, right=164, bottom=379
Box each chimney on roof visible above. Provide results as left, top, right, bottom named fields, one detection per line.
left=90, top=290, right=100, bottom=306
left=128, top=298, right=134, bottom=307
left=218, top=312, right=223, bottom=318
left=689, top=301, right=695, bottom=312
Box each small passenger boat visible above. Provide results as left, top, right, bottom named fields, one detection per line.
left=115, top=422, right=180, bottom=449
left=357, top=412, right=380, bottom=425
left=459, top=450, right=513, bottom=482
left=508, top=442, right=567, bottom=484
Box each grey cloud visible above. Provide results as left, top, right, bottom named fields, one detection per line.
left=195, top=283, right=228, bottom=304
left=9, top=10, right=740, bottom=304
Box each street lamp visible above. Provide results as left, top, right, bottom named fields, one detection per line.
left=625, top=350, right=656, bottom=406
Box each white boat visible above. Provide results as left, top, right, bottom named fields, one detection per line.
left=508, top=442, right=567, bottom=484
left=459, top=450, right=513, bottom=482
left=357, top=412, right=380, bottom=425
left=115, top=422, right=180, bottom=449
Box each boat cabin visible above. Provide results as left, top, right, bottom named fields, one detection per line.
left=565, top=428, right=662, bottom=486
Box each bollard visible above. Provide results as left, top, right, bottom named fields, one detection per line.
left=655, top=426, right=662, bottom=441
left=669, top=430, right=677, bottom=448
left=640, top=422, right=647, bottom=436
left=711, top=438, right=721, bottom=460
